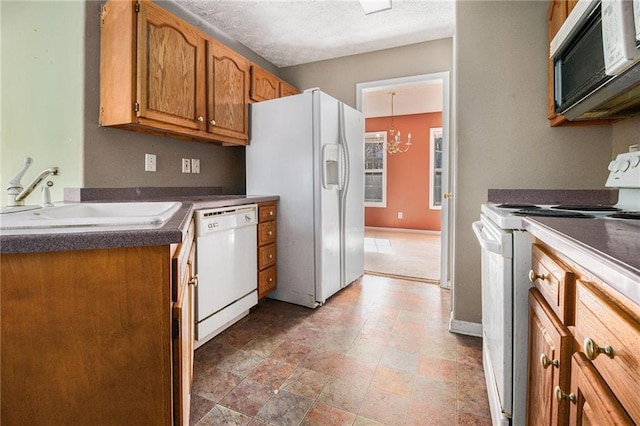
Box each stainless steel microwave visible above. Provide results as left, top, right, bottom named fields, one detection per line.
left=551, top=0, right=640, bottom=121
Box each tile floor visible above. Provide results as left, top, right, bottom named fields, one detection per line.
left=190, top=275, right=491, bottom=425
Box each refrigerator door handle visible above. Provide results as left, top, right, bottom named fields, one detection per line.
left=338, top=103, right=350, bottom=194
left=322, top=144, right=340, bottom=190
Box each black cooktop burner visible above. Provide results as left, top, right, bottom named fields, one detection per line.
left=496, top=203, right=540, bottom=209
left=551, top=204, right=621, bottom=212
left=514, top=209, right=595, bottom=218
left=608, top=212, right=640, bottom=220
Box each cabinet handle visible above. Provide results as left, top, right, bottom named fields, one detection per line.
left=269, top=210, right=274, bottom=216
left=583, top=337, right=614, bottom=360
left=554, top=386, right=576, bottom=403
left=197, top=116, right=204, bottom=122
left=269, top=254, right=273, bottom=259
left=268, top=277, right=273, bottom=282
left=540, top=353, right=559, bottom=369
left=529, top=270, right=546, bottom=283
left=268, top=231, right=273, bottom=236
left=210, top=119, right=216, bottom=125
left=189, top=274, right=199, bottom=287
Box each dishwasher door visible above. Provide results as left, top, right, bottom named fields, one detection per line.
left=194, top=205, right=257, bottom=343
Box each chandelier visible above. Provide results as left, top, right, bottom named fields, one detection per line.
left=385, top=92, right=411, bottom=154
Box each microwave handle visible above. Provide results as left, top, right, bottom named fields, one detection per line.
left=554, top=59, right=562, bottom=112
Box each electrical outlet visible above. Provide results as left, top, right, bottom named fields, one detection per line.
left=191, top=158, right=200, bottom=174
left=630, top=144, right=639, bottom=152
left=182, top=158, right=191, bottom=173
left=398, top=212, right=403, bottom=219
left=145, top=153, right=156, bottom=172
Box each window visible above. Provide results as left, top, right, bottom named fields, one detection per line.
left=364, top=132, right=387, bottom=207
left=429, top=127, right=443, bottom=209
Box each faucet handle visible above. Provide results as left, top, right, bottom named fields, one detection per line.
left=7, top=157, right=33, bottom=190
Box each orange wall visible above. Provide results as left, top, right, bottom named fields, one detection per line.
left=365, top=112, right=442, bottom=231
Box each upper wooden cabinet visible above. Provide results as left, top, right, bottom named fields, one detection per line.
left=101, top=0, right=248, bottom=145
left=250, top=65, right=300, bottom=102
left=136, top=1, right=206, bottom=132
left=279, top=80, right=300, bottom=98
left=250, top=65, right=280, bottom=102
left=207, top=39, right=250, bottom=142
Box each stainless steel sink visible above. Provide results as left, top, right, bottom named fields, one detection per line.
left=0, top=202, right=181, bottom=230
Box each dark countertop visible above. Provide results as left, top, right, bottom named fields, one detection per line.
left=0, top=194, right=279, bottom=254
left=523, top=216, right=640, bottom=306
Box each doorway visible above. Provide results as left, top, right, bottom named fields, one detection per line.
left=356, top=72, right=451, bottom=288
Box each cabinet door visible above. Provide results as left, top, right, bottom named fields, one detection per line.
left=527, top=288, right=573, bottom=425
left=207, top=40, right=249, bottom=144
left=250, top=65, right=279, bottom=102
left=279, top=81, right=300, bottom=97
left=137, top=1, right=206, bottom=130
left=569, top=352, right=633, bottom=425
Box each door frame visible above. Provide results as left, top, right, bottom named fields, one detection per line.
left=356, top=72, right=452, bottom=289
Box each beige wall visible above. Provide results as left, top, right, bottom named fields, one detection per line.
left=455, top=1, right=613, bottom=324
left=612, top=116, right=640, bottom=155
left=279, top=39, right=453, bottom=109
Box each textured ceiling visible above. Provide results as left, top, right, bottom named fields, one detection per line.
left=175, top=0, right=456, bottom=67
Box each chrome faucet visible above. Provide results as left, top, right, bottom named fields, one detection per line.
left=6, top=157, right=60, bottom=207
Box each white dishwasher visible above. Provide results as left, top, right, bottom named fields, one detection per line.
left=194, top=204, right=257, bottom=348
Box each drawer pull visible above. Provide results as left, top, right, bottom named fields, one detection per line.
left=189, top=274, right=199, bottom=287
left=268, top=231, right=273, bottom=236
left=269, top=254, right=273, bottom=259
left=268, top=277, right=273, bottom=283
left=269, top=210, right=274, bottom=216
left=554, top=386, right=576, bottom=403
left=583, top=337, right=614, bottom=360
left=529, top=270, right=546, bottom=283
left=540, top=353, right=559, bottom=369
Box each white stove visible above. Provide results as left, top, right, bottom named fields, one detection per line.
left=474, top=151, right=640, bottom=425
left=482, top=151, right=640, bottom=230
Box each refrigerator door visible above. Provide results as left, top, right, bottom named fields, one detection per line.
left=314, top=91, right=342, bottom=304
left=339, top=103, right=365, bottom=286
left=247, top=93, right=319, bottom=308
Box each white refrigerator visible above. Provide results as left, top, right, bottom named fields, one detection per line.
left=246, top=89, right=364, bottom=308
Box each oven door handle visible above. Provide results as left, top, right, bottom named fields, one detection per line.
left=472, top=220, right=502, bottom=254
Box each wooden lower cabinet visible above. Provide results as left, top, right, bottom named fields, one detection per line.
left=527, top=288, right=573, bottom=426
left=526, top=242, right=638, bottom=425
left=568, top=352, right=633, bottom=425
left=1, top=230, right=196, bottom=425
left=257, top=202, right=277, bottom=299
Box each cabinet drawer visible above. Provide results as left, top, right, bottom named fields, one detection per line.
left=258, top=220, right=276, bottom=246
left=258, top=266, right=277, bottom=299
left=574, top=279, right=640, bottom=423
left=258, top=243, right=276, bottom=270
left=259, top=203, right=276, bottom=222
left=530, top=244, right=575, bottom=325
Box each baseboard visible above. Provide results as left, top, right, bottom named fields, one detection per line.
left=448, top=313, right=482, bottom=337
left=365, top=226, right=441, bottom=235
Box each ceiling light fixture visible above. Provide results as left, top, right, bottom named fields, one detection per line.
left=358, top=0, right=392, bottom=15
left=384, top=92, right=411, bottom=154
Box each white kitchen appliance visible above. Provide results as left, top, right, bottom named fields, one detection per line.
left=194, top=205, right=258, bottom=348
left=246, top=89, right=364, bottom=308
left=473, top=151, right=640, bottom=425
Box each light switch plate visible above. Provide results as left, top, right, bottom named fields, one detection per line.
left=191, top=158, right=200, bottom=174
left=145, top=153, right=156, bottom=172
left=182, top=158, right=191, bottom=173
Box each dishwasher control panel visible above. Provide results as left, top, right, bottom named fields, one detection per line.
left=194, top=204, right=257, bottom=237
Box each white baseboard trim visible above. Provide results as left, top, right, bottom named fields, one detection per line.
left=448, top=313, right=482, bottom=337
left=365, top=226, right=441, bottom=235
